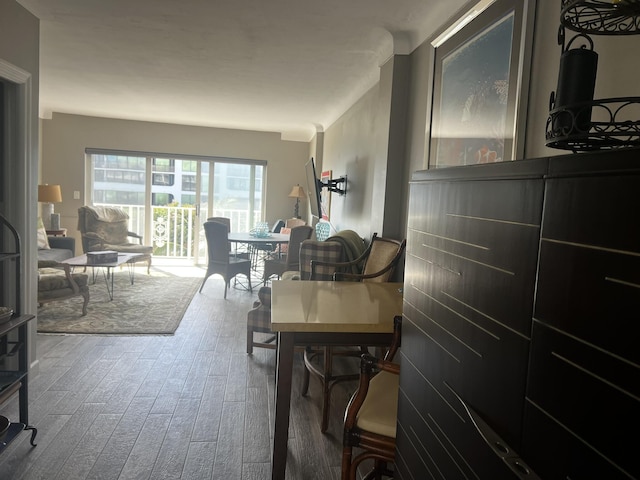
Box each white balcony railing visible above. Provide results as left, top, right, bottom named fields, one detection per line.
left=98, top=204, right=260, bottom=258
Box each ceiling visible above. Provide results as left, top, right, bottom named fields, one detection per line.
left=16, top=0, right=462, bottom=141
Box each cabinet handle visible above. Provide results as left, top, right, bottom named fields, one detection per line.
left=449, top=386, right=542, bottom=479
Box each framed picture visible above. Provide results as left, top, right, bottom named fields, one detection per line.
left=429, top=0, right=534, bottom=168
left=320, top=170, right=332, bottom=220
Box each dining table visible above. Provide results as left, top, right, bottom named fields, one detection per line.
left=269, top=280, right=404, bottom=479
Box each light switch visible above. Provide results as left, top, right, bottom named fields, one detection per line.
left=73, top=191, right=80, bottom=200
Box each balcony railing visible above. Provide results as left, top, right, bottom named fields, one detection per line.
left=98, top=204, right=260, bottom=258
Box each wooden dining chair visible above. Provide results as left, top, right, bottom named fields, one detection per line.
left=341, top=315, right=402, bottom=480
left=304, top=234, right=406, bottom=432
left=199, top=220, right=252, bottom=298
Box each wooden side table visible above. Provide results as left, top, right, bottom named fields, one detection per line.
left=46, top=228, right=67, bottom=237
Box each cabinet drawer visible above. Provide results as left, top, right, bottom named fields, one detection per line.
left=399, top=314, right=529, bottom=452
left=542, top=173, right=640, bottom=253
left=535, top=240, right=639, bottom=363
left=524, top=322, right=639, bottom=479
left=398, top=348, right=539, bottom=480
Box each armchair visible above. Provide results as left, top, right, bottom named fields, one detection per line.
left=341, top=315, right=402, bottom=480
left=77, top=206, right=153, bottom=272
left=304, top=233, right=406, bottom=432
left=38, top=260, right=90, bottom=316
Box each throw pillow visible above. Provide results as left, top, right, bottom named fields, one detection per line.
left=37, top=217, right=50, bottom=250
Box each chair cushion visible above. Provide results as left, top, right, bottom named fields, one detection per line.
left=356, top=370, right=399, bottom=438
left=38, top=268, right=89, bottom=291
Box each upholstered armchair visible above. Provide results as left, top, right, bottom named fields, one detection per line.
left=37, top=260, right=90, bottom=315
left=77, top=206, right=153, bottom=272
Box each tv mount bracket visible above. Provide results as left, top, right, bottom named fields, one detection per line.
left=319, top=175, right=347, bottom=196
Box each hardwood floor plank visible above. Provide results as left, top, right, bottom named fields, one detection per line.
left=212, top=401, right=245, bottom=480
left=243, top=387, right=270, bottom=464
left=54, top=413, right=122, bottom=480
left=150, top=397, right=200, bottom=480
left=190, top=375, right=226, bottom=443
left=117, top=413, right=172, bottom=480
left=85, top=396, right=155, bottom=480
left=182, top=441, right=216, bottom=479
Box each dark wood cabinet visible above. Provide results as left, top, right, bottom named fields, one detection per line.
left=398, top=149, right=640, bottom=479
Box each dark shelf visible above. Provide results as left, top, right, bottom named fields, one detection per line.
left=561, top=0, right=640, bottom=35
left=546, top=97, right=640, bottom=151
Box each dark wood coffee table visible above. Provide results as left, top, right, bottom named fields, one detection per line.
left=61, top=253, right=145, bottom=300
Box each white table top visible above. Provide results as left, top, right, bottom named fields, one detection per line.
left=270, top=281, right=403, bottom=333
left=228, top=232, right=290, bottom=244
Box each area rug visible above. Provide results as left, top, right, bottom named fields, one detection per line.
left=37, top=268, right=202, bottom=335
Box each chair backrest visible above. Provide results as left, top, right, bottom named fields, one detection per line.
left=285, top=218, right=306, bottom=228
left=207, top=217, right=231, bottom=229
left=284, top=225, right=313, bottom=271
left=299, top=240, right=344, bottom=280
left=207, top=217, right=232, bottom=251
left=271, top=219, right=285, bottom=233
left=203, top=220, right=231, bottom=265
left=77, top=205, right=130, bottom=252
left=361, top=236, right=406, bottom=283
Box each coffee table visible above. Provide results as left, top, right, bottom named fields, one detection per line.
left=61, top=253, right=145, bottom=300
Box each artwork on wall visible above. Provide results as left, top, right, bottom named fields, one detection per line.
left=429, top=0, right=535, bottom=168
left=320, top=170, right=332, bottom=220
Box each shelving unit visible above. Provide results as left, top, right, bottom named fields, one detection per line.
left=546, top=0, right=640, bottom=151
left=0, top=213, right=37, bottom=452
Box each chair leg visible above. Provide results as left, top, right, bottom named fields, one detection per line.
left=247, top=328, right=253, bottom=355
left=321, top=346, right=333, bottom=433
left=199, top=274, right=210, bottom=293
left=341, top=444, right=354, bottom=480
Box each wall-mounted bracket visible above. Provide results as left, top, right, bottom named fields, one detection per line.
left=321, top=175, right=347, bottom=196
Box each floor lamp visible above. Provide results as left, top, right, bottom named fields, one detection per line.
left=38, top=184, right=62, bottom=230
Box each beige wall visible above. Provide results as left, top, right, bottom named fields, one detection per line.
left=41, top=113, right=310, bottom=246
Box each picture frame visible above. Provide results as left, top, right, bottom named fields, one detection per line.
left=320, top=170, right=332, bottom=220
left=428, top=0, right=534, bottom=168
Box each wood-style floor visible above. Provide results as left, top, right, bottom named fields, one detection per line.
left=0, top=267, right=360, bottom=480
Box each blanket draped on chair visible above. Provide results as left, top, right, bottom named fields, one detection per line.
left=325, top=229, right=366, bottom=274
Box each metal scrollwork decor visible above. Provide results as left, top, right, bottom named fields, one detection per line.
left=546, top=0, right=640, bottom=151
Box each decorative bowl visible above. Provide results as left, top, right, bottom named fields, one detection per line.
left=0, top=307, right=13, bottom=323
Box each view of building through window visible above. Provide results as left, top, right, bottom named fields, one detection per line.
left=87, top=151, right=265, bottom=261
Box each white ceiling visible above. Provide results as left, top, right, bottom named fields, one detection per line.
left=16, top=0, right=462, bottom=141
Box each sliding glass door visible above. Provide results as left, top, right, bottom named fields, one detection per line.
left=88, top=150, right=265, bottom=264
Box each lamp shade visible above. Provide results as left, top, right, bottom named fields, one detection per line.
left=288, top=185, right=306, bottom=199
left=38, top=184, right=62, bottom=203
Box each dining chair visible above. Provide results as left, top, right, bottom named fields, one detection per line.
left=341, top=315, right=402, bottom=480
left=199, top=220, right=252, bottom=298
left=304, top=233, right=406, bottom=432
left=263, top=225, right=313, bottom=282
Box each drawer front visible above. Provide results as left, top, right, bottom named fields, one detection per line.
left=399, top=175, right=544, bottom=477
left=524, top=322, right=640, bottom=480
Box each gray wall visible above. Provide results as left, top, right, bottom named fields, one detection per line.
left=0, top=0, right=39, bottom=369
left=321, top=0, right=640, bottom=243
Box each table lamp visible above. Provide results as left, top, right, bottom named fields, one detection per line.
left=38, top=184, right=62, bottom=230
left=288, top=184, right=306, bottom=219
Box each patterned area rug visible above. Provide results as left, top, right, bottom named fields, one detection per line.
left=37, top=268, right=202, bottom=335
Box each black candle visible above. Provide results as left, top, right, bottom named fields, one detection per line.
left=554, top=46, right=598, bottom=133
